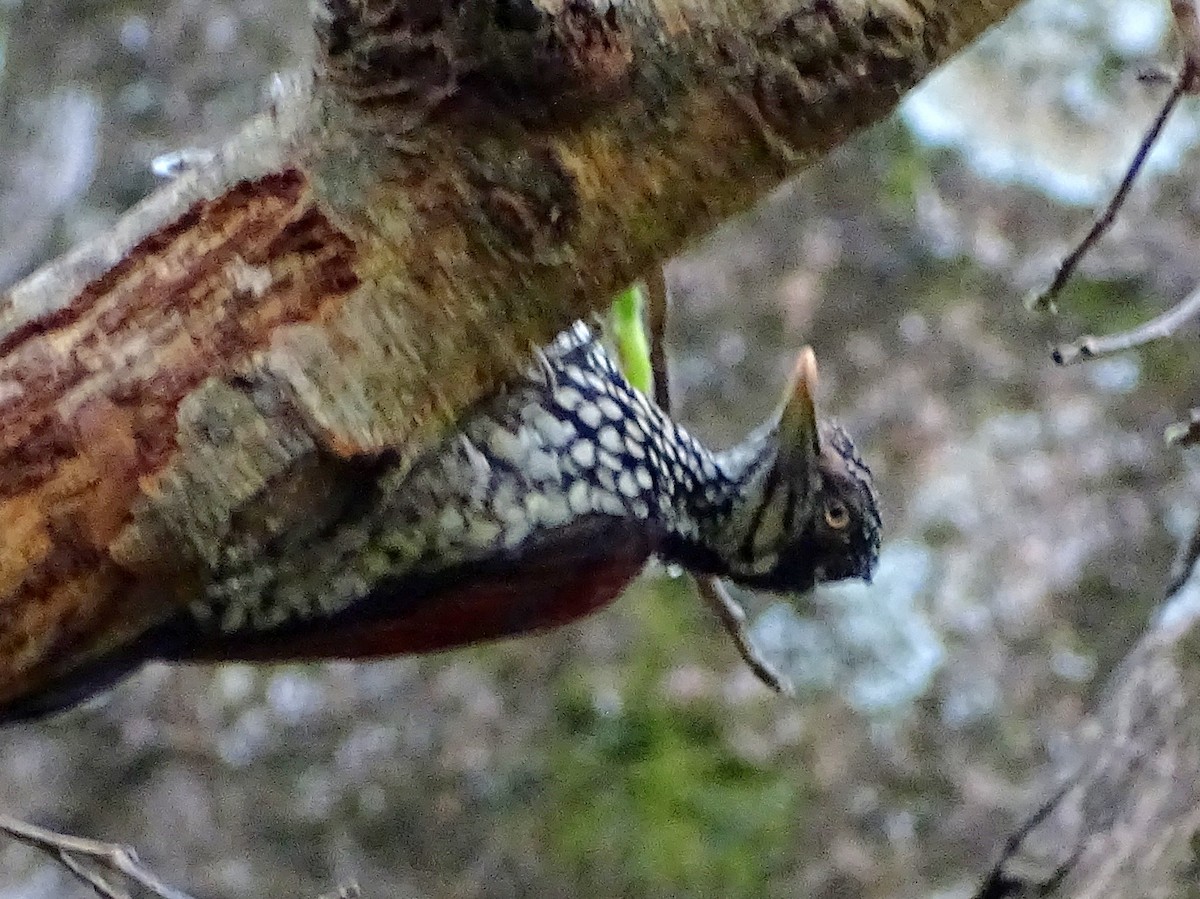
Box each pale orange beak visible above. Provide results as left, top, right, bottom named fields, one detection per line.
left=777, top=346, right=822, bottom=465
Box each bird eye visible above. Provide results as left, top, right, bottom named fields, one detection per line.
left=824, top=500, right=850, bottom=530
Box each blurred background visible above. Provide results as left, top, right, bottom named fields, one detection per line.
left=2, top=0, right=1200, bottom=896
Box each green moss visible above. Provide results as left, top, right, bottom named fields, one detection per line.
left=1141, top=339, right=1197, bottom=396
left=1054, top=278, right=1146, bottom=331
left=920, top=519, right=963, bottom=549
left=527, top=578, right=804, bottom=897
left=541, top=694, right=797, bottom=895
left=910, top=259, right=991, bottom=313
left=875, top=123, right=928, bottom=213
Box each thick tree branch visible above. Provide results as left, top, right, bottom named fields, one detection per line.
left=0, top=1, right=1020, bottom=707
left=975, top=604, right=1200, bottom=898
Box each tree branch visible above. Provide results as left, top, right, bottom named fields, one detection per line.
left=0, top=0, right=1022, bottom=714
left=1029, top=67, right=1192, bottom=317
left=1051, top=281, right=1200, bottom=365
left=973, top=605, right=1200, bottom=898
left=0, top=813, right=200, bottom=899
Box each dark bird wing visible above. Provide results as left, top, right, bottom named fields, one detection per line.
left=0, top=517, right=655, bottom=723
left=159, top=514, right=657, bottom=663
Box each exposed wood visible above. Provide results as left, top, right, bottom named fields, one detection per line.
left=0, top=1, right=1022, bottom=708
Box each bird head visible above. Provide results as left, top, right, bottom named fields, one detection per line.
left=719, top=348, right=881, bottom=593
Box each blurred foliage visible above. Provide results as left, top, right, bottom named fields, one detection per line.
left=544, top=694, right=796, bottom=894
left=528, top=579, right=796, bottom=897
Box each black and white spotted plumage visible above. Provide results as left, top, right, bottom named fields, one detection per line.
left=188, top=321, right=881, bottom=640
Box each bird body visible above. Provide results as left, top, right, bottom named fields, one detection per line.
left=4, top=323, right=880, bottom=720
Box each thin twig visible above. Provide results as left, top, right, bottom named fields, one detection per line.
left=1171, top=0, right=1200, bottom=74
left=0, top=812, right=365, bottom=898
left=1136, top=65, right=1174, bottom=86
left=693, top=577, right=790, bottom=694
left=640, top=268, right=786, bottom=693
left=0, top=813, right=200, bottom=899
left=642, top=268, right=672, bottom=412
left=59, top=853, right=131, bottom=899
left=1051, top=282, right=1200, bottom=364
left=1064, top=4, right=1200, bottom=593
left=1028, top=67, right=1192, bottom=314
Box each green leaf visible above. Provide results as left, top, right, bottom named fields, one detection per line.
left=608, top=283, right=654, bottom=396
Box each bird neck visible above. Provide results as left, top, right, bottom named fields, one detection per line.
left=533, top=323, right=803, bottom=581
left=655, top=427, right=798, bottom=581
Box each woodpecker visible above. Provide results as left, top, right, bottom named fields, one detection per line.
left=6, top=323, right=880, bottom=720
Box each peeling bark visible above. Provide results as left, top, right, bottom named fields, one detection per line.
left=0, top=1, right=1020, bottom=708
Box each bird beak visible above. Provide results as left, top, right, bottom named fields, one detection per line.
left=777, top=346, right=822, bottom=466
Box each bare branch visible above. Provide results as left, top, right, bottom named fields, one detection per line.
left=1051, top=282, right=1200, bottom=364
left=0, top=813, right=368, bottom=899
left=0, top=814, right=199, bottom=899
left=643, top=269, right=672, bottom=413
left=1028, top=69, right=1191, bottom=315
left=693, top=577, right=790, bottom=694
left=1172, top=0, right=1200, bottom=77
left=641, top=268, right=786, bottom=693
left=0, top=0, right=1024, bottom=711
left=972, top=612, right=1200, bottom=897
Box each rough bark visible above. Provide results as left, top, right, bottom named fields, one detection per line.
left=975, top=601, right=1200, bottom=899
left=0, top=1, right=1019, bottom=712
